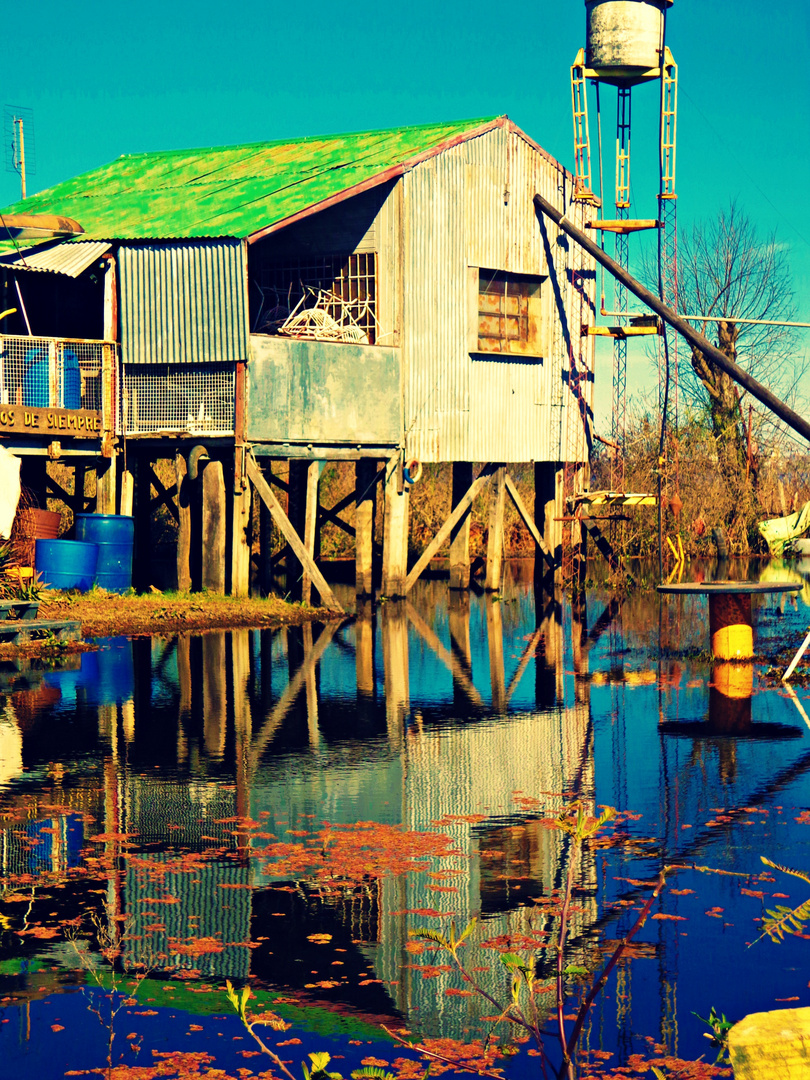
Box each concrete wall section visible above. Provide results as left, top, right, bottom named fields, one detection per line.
left=247, top=335, right=402, bottom=446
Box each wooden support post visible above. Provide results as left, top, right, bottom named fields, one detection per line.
left=245, top=455, right=343, bottom=612
left=404, top=464, right=495, bottom=595
left=96, top=456, right=117, bottom=515
left=355, top=458, right=378, bottom=597
left=201, top=459, right=226, bottom=594
left=301, top=461, right=320, bottom=607
left=485, top=466, right=506, bottom=592
left=132, top=454, right=150, bottom=592
left=382, top=461, right=410, bottom=598
left=73, top=463, right=87, bottom=520
left=534, top=462, right=562, bottom=584
left=449, top=462, right=474, bottom=589
left=230, top=453, right=251, bottom=599
left=176, top=452, right=192, bottom=592
left=119, top=457, right=134, bottom=517
left=287, top=460, right=307, bottom=601
left=259, top=483, right=273, bottom=596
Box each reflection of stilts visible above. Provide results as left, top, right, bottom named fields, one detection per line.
left=405, top=600, right=484, bottom=709
left=536, top=587, right=564, bottom=708
left=355, top=600, right=375, bottom=701
left=381, top=601, right=409, bottom=744
left=486, top=594, right=506, bottom=714
left=231, top=630, right=253, bottom=860
left=202, top=634, right=227, bottom=759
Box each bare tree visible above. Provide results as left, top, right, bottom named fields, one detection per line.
left=678, top=203, right=802, bottom=455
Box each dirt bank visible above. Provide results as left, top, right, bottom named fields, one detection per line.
left=33, top=591, right=337, bottom=641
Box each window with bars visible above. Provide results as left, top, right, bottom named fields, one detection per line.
left=474, top=269, right=546, bottom=357
left=252, top=253, right=377, bottom=345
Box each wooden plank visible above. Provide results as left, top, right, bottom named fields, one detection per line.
left=301, top=461, right=320, bottom=606
left=0, top=618, right=81, bottom=643
left=485, top=466, right=506, bottom=591
left=201, top=459, right=226, bottom=594
left=581, top=516, right=635, bottom=583
left=403, top=465, right=496, bottom=595
left=449, top=463, right=473, bottom=589
left=504, top=474, right=556, bottom=568
left=175, top=453, right=191, bottom=593
left=246, top=455, right=343, bottom=612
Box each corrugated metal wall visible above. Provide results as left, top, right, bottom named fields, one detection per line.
left=118, top=239, right=249, bottom=364
left=401, top=125, right=595, bottom=463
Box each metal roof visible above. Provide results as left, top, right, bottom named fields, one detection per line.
left=0, top=238, right=111, bottom=277
left=0, top=117, right=506, bottom=243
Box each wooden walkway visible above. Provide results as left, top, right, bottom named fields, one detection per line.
left=0, top=619, right=81, bottom=644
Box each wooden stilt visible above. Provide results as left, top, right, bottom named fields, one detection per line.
left=355, top=458, right=378, bottom=597
left=287, top=460, right=308, bottom=601
left=201, top=458, right=226, bottom=594
left=449, top=462, right=473, bottom=590
left=404, top=464, right=496, bottom=595
left=246, top=455, right=343, bottom=612
left=301, top=461, right=320, bottom=606
left=96, top=454, right=117, bottom=515
left=119, top=457, right=134, bottom=517
left=485, top=465, right=506, bottom=592
left=382, top=461, right=410, bottom=598
left=73, top=463, right=87, bottom=520
left=230, top=455, right=251, bottom=599
left=176, top=452, right=192, bottom=592
left=534, top=461, right=562, bottom=584
left=259, top=482, right=273, bottom=596
left=131, top=454, right=149, bottom=591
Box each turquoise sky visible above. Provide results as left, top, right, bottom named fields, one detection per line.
left=3, top=0, right=809, bottom=429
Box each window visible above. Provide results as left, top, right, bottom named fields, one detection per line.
left=474, top=269, right=545, bottom=357
left=252, top=253, right=377, bottom=345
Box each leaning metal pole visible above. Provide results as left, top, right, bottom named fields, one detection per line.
left=533, top=192, right=810, bottom=445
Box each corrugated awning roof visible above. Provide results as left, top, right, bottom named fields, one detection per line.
left=0, top=239, right=111, bottom=277
left=0, top=117, right=521, bottom=242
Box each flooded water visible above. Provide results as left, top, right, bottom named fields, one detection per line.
left=2, top=559, right=810, bottom=1078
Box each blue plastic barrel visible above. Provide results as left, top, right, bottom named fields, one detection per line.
left=36, top=539, right=98, bottom=591
left=23, top=347, right=49, bottom=407
left=63, top=349, right=81, bottom=409
left=75, top=514, right=134, bottom=593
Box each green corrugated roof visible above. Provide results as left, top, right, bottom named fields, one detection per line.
left=0, top=117, right=502, bottom=242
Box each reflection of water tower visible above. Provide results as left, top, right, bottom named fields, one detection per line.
left=571, top=0, right=678, bottom=487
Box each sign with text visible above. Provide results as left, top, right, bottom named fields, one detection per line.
left=0, top=406, right=103, bottom=439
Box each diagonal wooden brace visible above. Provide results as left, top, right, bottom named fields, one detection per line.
left=504, top=474, right=556, bottom=569
left=246, top=455, right=344, bottom=612
left=403, top=464, right=498, bottom=594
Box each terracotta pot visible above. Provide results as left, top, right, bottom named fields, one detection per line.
left=29, top=509, right=61, bottom=539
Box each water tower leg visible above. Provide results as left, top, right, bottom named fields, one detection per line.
left=449, top=462, right=473, bottom=589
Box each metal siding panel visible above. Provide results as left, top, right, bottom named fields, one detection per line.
left=0, top=239, right=112, bottom=277
left=118, top=239, right=248, bottom=364
left=404, top=127, right=595, bottom=464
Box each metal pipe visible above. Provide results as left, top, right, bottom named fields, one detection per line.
left=599, top=307, right=810, bottom=328
left=534, top=192, right=810, bottom=445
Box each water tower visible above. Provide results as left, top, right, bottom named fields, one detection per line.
left=570, top=0, right=678, bottom=487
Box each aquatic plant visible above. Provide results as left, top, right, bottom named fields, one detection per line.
left=410, top=802, right=670, bottom=1080
left=753, top=856, right=810, bottom=943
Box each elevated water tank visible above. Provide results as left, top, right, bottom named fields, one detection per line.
left=586, top=0, right=673, bottom=85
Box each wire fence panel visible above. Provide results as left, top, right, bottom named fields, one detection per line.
left=122, top=363, right=235, bottom=435
left=0, top=335, right=113, bottom=413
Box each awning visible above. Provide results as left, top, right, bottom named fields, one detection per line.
left=0, top=239, right=111, bottom=278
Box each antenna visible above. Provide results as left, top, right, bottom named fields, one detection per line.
left=4, top=105, right=36, bottom=200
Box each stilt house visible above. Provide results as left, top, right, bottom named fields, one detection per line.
left=0, top=116, right=595, bottom=602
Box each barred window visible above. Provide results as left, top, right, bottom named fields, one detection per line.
left=475, top=269, right=545, bottom=357
left=252, top=253, right=377, bottom=345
